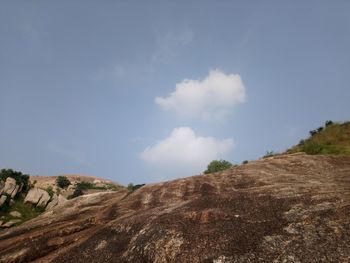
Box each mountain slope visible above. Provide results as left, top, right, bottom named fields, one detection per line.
left=288, top=121, right=350, bottom=155
left=0, top=153, right=349, bottom=262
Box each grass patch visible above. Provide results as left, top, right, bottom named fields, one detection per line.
left=288, top=121, right=350, bottom=155
left=0, top=196, right=42, bottom=227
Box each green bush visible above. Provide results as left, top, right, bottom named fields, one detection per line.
left=45, top=186, right=54, bottom=198
left=325, top=120, right=334, bottom=127
left=127, top=183, right=145, bottom=192
left=242, top=160, right=249, bottom=164
left=68, top=188, right=84, bottom=199
left=204, top=160, right=232, bottom=174
left=263, top=151, right=276, bottom=158
left=0, top=169, right=30, bottom=193
left=76, top=181, right=94, bottom=190
left=309, top=130, right=317, bottom=136
left=56, top=176, right=71, bottom=189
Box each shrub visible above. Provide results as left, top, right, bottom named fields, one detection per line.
left=0, top=169, right=30, bottom=193
left=204, top=160, right=232, bottom=174
left=76, top=181, right=93, bottom=190
left=68, top=188, right=83, bottom=199
left=242, top=160, right=249, bottom=165
left=317, top=126, right=324, bottom=133
left=45, top=186, right=54, bottom=198
left=263, top=151, right=276, bottom=158
left=325, top=120, right=334, bottom=127
left=309, top=130, right=317, bottom=136
left=127, top=183, right=145, bottom=192
left=56, top=176, right=71, bottom=189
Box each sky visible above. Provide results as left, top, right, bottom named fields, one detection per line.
left=1, top=1, right=349, bottom=185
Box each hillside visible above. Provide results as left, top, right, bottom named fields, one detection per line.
left=288, top=121, right=350, bottom=155
left=29, top=174, right=122, bottom=198
left=30, top=174, right=116, bottom=189
left=0, top=153, right=349, bottom=262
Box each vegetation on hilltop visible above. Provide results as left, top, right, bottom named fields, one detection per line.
left=288, top=120, right=350, bottom=155
left=56, top=176, right=71, bottom=189
left=204, top=160, right=233, bottom=174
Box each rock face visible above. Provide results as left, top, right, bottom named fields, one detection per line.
left=24, top=188, right=51, bottom=207
left=46, top=194, right=67, bottom=211
left=1, top=219, right=21, bottom=228
left=1, top=177, right=17, bottom=196
left=0, top=177, right=21, bottom=208
left=0, top=154, right=349, bottom=262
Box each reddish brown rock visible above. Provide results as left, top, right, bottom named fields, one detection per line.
left=0, top=154, right=349, bottom=262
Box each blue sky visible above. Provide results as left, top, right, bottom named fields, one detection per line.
left=1, top=1, right=349, bottom=185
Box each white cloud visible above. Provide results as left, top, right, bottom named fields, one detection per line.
left=155, top=69, right=245, bottom=121
left=140, top=127, right=233, bottom=175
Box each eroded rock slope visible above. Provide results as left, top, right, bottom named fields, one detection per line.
left=0, top=153, right=349, bottom=262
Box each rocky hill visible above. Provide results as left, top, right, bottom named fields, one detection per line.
left=29, top=174, right=122, bottom=199
left=0, top=172, right=122, bottom=230
left=0, top=153, right=349, bottom=262
left=30, top=174, right=115, bottom=190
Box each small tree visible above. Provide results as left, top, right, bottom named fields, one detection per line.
left=325, top=120, right=333, bottom=127
left=56, top=176, right=71, bottom=189
left=45, top=186, right=54, bottom=198
left=127, top=183, right=145, bottom=192
left=263, top=151, right=276, bottom=158
left=309, top=130, right=317, bottom=136
left=204, top=160, right=232, bottom=174
left=68, top=188, right=83, bottom=199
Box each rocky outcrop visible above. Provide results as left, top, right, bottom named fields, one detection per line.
left=0, top=154, right=349, bottom=262
left=1, top=177, right=17, bottom=196
left=45, top=193, right=58, bottom=210
left=24, top=187, right=50, bottom=208
left=9, top=211, right=21, bottom=218
left=0, top=177, right=21, bottom=208
left=1, top=219, right=21, bottom=228
left=45, top=194, right=67, bottom=210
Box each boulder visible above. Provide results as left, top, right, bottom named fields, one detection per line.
left=46, top=194, right=67, bottom=210
left=2, top=219, right=21, bottom=228
left=2, top=177, right=17, bottom=196
left=9, top=211, right=22, bottom=218
left=57, top=194, right=67, bottom=206
left=0, top=180, right=4, bottom=194
left=10, top=184, right=20, bottom=198
left=37, top=191, right=50, bottom=207
left=93, top=179, right=101, bottom=184
left=46, top=194, right=58, bottom=210
left=24, top=188, right=50, bottom=207
left=0, top=195, right=7, bottom=206
left=67, top=184, right=75, bottom=191
left=18, top=183, right=24, bottom=193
